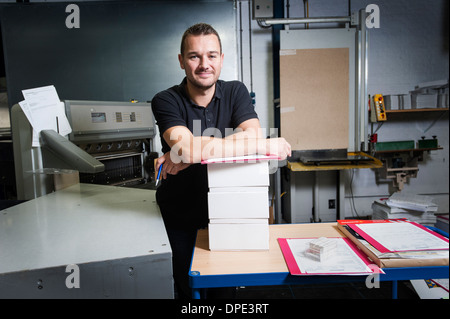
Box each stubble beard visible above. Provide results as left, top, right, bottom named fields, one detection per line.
left=188, top=76, right=217, bottom=91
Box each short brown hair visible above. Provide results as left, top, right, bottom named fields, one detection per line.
left=180, top=23, right=222, bottom=55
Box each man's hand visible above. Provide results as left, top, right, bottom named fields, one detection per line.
left=263, top=137, right=292, bottom=160
left=155, top=151, right=192, bottom=180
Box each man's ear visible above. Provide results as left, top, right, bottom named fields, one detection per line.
left=178, top=54, right=185, bottom=70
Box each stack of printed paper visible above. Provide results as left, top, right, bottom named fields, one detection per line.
left=372, top=193, right=437, bottom=226
left=386, top=193, right=438, bottom=212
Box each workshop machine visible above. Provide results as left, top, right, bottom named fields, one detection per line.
left=4, top=100, right=173, bottom=299
left=11, top=100, right=157, bottom=200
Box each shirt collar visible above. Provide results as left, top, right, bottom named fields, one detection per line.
left=180, top=77, right=222, bottom=106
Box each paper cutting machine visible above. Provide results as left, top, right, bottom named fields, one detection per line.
left=11, top=100, right=157, bottom=200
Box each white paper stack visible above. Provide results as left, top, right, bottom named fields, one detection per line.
left=372, top=193, right=438, bottom=226
left=410, top=79, right=449, bottom=109
left=206, top=160, right=270, bottom=251
left=305, top=237, right=337, bottom=262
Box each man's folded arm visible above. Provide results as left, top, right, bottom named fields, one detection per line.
left=162, top=120, right=291, bottom=164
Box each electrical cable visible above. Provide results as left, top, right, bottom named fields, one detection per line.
left=256, top=19, right=271, bottom=28
left=373, top=121, right=384, bottom=134
left=286, top=0, right=290, bottom=18
left=303, top=0, right=309, bottom=29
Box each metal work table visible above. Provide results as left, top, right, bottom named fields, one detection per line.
left=189, top=223, right=448, bottom=299
left=280, top=152, right=383, bottom=223
left=0, top=183, right=173, bottom=298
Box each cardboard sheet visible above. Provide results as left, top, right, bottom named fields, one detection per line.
left=280, top=48, right=349, bottom=151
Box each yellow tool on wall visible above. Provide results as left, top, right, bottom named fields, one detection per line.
left=372, top=94, right=387, bottom=121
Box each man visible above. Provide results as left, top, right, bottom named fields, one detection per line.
left=151, top=23, right=291, bottom=299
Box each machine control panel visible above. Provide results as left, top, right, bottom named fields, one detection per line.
left=372, top=94, right=387, bottom=121
left=64, top=100, right=156, bottom=143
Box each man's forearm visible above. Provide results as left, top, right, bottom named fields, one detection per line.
left=224, top=126, right=264, bottom=140
left=200, top=136, right=264, bottom=161
left=172, top=135, right=274, bottom=163
left=165, top=126, right=290, bottom=164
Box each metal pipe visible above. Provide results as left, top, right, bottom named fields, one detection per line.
left=248, top=0, right=253, bottom=92
left=313, top=171, right=320, bottom=222
left=359, top=9, right=368, bottom=152
left=239, top=1, right=244, bottom=82
left=262, top=16, right=351, bottom=26
left=303, top=0, right=309, bottom=29
left=356, top=19, right=362, bottom=152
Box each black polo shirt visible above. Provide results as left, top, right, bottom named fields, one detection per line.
left=151, top=78, right=258, bottom=230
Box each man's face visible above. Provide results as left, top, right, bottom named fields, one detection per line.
left=178, top=34, right=224, bottom=91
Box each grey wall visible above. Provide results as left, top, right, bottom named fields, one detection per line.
left=0, top=1, right=237, bottom=109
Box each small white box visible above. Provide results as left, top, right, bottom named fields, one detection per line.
left=207, top=161, right=269, bottom=188
left=208, top=187, right=269, bottom=219
left=208, top=219, right=269, bottom=251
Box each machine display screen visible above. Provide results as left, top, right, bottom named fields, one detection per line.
left=91, top=112, right=107, bottom=123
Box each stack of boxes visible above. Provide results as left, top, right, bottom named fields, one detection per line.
left=206, top=160, right=270, bottom=251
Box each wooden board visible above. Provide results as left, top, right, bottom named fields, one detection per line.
left=280, top=48, right=349, bottom=151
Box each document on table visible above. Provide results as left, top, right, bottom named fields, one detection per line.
left=352, top=231, right=449, bottom=259
left=20, top=85, right=71, bottom=147
left=341, top=222, right=449, bottom=259
left=278, top=237, right=382, bottom=276
left=350, top=221, right=449, bottom=253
